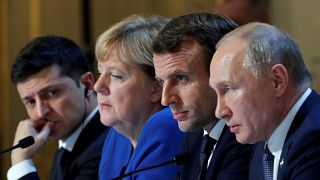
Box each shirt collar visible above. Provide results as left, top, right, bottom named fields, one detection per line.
left=268, top=88, right=311, bottom=154
left=204, top=119, right=225, bottom=142
left=59, top=106, right=98, bottom=152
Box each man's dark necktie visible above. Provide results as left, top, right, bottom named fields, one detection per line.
left=263, top=145, right=274, bottom=180
left=198, top=134, right=217, bottom=180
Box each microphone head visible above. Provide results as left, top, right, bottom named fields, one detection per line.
left=18, top=136, right=35, bottom=149
left=173, top=153, right=192, bottom=165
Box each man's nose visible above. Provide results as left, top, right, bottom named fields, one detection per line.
left=161, top=83, right=179, bottom=107
left=215, top=97, right=232, bottom=121
left=36, top=100, right=51, bottom=119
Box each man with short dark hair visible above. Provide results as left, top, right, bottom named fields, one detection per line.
left=153, top=12, right=253, bottom=180
left=7, top=35, right=109, bottom=179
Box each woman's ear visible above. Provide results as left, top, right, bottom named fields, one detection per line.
left=150, top=80, right=163, bottom=103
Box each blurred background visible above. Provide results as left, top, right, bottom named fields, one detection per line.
left=1, top=0, right=319, bottom=179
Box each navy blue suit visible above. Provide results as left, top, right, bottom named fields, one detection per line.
left=20, top=112, right=109, bottom=180
left=250, top=90, right=320, bottom=180
left=177, top=126, right=253, bottom=180
left=99, top=107, right=185, bottom=180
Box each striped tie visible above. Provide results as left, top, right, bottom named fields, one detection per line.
left=263, top=145, right=274, bottom=180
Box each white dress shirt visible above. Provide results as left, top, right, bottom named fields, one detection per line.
left=204, top=119, right=225, bottom=168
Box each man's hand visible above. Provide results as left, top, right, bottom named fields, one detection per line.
left=11, top=119, right=53, bottom=165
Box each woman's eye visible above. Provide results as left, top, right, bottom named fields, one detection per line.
left=111, top=73, right=122, bottom=79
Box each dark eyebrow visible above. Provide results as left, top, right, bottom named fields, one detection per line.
left=155, top=76, right=164, bottom=83
left=37, top=83, right=64, bottom=96
left=20, top=85, right=55, bottom=101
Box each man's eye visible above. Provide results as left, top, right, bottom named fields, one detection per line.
left=176, top=74, right=186, bottom=81
left=223, top=85, right=235, bottom=93
left=48, top=90, right=58, bottom=97
left=24, top=99, right=35, bottom=107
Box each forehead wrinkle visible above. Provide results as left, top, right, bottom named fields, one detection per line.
left=156, top=56, right=190, bottom=80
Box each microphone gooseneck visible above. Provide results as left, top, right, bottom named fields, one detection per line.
left=111, top=153, right=191, bottom=180
left=0, top=136, right=35, bottom=155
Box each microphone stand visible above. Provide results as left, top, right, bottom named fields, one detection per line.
left=0, top=136, right=35, bottom=155
left=111, top=153, right=191, bottom=180
left=0, top=144, right=21, bottom=155
left=111, top=159, right=175, bottom=180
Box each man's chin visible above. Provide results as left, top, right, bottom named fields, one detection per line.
left=236, top=135, right=254, bottom=145
left=177, top=122, right=200, bottom=132
left=49, top=132, right=64, bottom=140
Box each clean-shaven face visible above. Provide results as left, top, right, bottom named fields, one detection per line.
left=209, top=38, right=278, bottom=144
left=154, top=40, right=217, bottom=132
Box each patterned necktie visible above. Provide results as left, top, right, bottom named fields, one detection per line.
left=263, top=145, right=274, bottom=180
left=198, top=134, right=217, bottom=180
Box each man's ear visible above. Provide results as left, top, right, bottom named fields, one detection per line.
left=270, top=64, right=288, bottom=97
left=80, top=72, right=95, bottom=95
left=150, top=80, right=163, bottom=103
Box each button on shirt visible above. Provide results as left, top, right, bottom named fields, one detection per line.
left=267, top=88, right=311, bottom=180
left=7, top=107, right=98, bottom=180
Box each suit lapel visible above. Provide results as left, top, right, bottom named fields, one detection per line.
left=278, top=90, right=319, bottom=179
left=54, top=112, right=108, bottom=179
left=178, top=130, right=203, bottom=180
left=205, top=126, right=229, bottom=180
left=249, top=142, right=265, bottom=180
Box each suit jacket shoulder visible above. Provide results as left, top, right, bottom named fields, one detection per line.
left=126, top=107, right=186, bottom=180
left=179, top=126, right=253, bottom=180
left=99, top=107, right=186, bottom=180
left=99, top=128, right=132, bottom=179
left=278, top=90, right=320, bottom=179
left=250, top=90, right=320, bottom=180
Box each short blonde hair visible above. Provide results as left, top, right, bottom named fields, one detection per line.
left=95, top=15, right=169, bottom=76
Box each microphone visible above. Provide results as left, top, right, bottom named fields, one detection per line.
left=111, top=153, right=191, bottom=180
left=0, top=136, right=35, bottom=155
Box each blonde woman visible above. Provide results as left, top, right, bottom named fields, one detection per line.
left=95, top=15, right=185, bottom=179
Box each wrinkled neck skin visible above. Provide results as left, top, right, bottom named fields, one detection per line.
left=264, top=83, right=309, bottom=141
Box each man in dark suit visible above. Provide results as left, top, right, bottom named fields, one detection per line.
left=152, top=12, right=253, bottom=180
left=7, top=35, right=109, bottom=179
left=210, top=22, right=320, bottom=179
